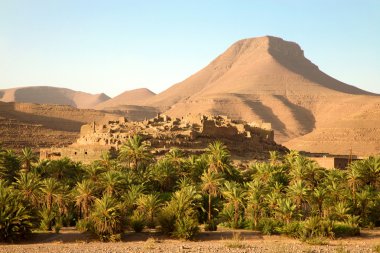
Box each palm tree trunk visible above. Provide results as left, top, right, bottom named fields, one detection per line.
left=208, top=194, right=212, bottom=222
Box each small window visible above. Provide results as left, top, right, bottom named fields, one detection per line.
left=74, top=152, right=77, bottom=155
left=84, top=152, right=88, bottom=155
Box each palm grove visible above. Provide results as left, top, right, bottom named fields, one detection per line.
left=1, top=135, right=380, bottom=242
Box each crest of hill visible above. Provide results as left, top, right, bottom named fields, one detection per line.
left=145, top=36, right=372, bottom=110
left=95, top=88, right=156, bottom=110
left=0, top=86, right=110, bottom=109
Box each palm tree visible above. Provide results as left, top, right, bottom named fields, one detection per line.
left=83, top=164, right=106, bottom=183
left=136, top=193, right=162, bottom=228
left=19, top=147, right=37, bottom=172
left=206, top=141, right=232, bottom=174
left=201, top=171, right=223, bottom=223
left=165, top=148, right=184, bottom=168
left=347, top=163, right=362, bottom=201
left=123, top=184, right=145, bottom=212
left=0, top=148, right=20, bottom=182
left=287, top=180, right=309, bottom=214
left=0, top=181, right=35, bottom=242
left=221, top=181, right=247, bottom=228
left=73, top=179, right=97, bottom=219
left=169, top=184, right=202, bottom=218
left=100, top=171, right=124, bottom=197
left=118, top=135, right=152, bottom=170
left=246, top=180, right=267, bottom=227
left=269, top=151, right=281, bottom=166
left=90, top=194, right=123, bottom=241
left=309, top=186, right=327, bottom=217
left=40, top=178, right=62, bottom=212
left=275, top=198, right=296, bottom=224
left=13, top=172, right=41, bottom=207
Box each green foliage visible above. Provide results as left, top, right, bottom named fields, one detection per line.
left=299, top=216, right=334, bottom=240
left=0, top=147, right=20, bottom=183
left=76, top=218, right=92, bottom=232
left=257, top=217, right=282, bottom=235
left=0, top=181, right=36, bottom=242
left=39, top=206, right=56, bottom=231
left=157, top=205, right=177, bottom=235
left=204, top=219, right=218, bottom=231
left=279, top=221, right=302, bottom=238
left=130, top=211, right=145, bottom=232
left=173, top=216, right=199, bottom=240
left=332, top=222, right=360, bottom=237
left=2, top=142, right=380, bottom=243
left=89, top=194, right=123, bottom=241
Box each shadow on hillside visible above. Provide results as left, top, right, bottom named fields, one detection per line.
left=233, top=94, right=287, bottom=136
left=268, top=38, right=376, bottom=96
left=274, top=95, right=315, bottom=134
left=0, top=102, right=84, bottom=132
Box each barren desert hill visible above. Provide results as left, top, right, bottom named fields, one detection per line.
left=140, top=36, right=380, bottom=156
left=0, top=86, right=110, bottom=109
left=0, top=101, right=121, bottom=150
left=94, top=88, right=155, bottom=110
left=145, top=36, right=372, bottom=111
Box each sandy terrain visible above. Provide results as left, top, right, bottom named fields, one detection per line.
left=0, top=101, right=120, bottom=150
left=0, top=86, right=110, bottom=109
left=95, top=88, right=156, bottom=110
left=1, top=228, right=379, bottom=253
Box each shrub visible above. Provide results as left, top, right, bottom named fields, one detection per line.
left=257, top=217, right=282, bottom=235
left=204, top=219, right=218, bottom=231
left=173, top=216, right=199, bottom=240
left=279, top=221, right=301, bottom=238
left=39, top=207, right=56, bottom=231
left=130, top=211, right=145, bottom=233
left=332, top=222, right=360, bottom=237
left=157, top=206, right=176, bottom=235
left=300, top=216, right=334, bottom=240
left=76, top=218, right=92, bottom=232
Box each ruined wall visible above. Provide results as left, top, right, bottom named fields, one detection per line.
left=40, top=114, right=282, bottom=163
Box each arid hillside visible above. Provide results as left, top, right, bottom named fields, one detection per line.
left=0, top=86, right=110, bottom=109
left=0, top=101, right=120, bottom=150
left=141, top=36, right=380, bottom=156
left=95, top=88, right=155, bottom=110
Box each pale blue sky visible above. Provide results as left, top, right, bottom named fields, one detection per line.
left=0, top=0, right=379, bottom=97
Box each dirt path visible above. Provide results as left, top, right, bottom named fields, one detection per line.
left=1, top=228, right=380, bottom=253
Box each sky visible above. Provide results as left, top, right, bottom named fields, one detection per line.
left=0, top=1, right=379, bottom=97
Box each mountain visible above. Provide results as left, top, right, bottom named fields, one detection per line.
left=143, top=36, right=380, bottom=155
left=0, top=86, right=110, bottom=109
left=95, top=88, right=155, bottom=110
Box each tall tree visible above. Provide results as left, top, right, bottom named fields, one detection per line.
left=201, top=171, right=223, bottom=223
left=73, top=179, right=97, bottom=219
left=221, top=181, right=246, bottom=228
left=118, top=135, right=152, bottom=170
left=206, top=141, right=232, bottom=174
left=19, top=147, right=37, bottom=173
